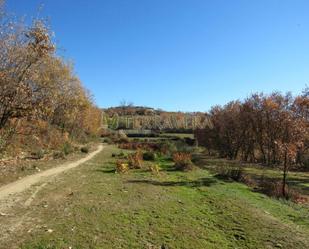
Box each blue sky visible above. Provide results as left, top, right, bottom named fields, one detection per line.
left=6, top=0, right=309, bottom=111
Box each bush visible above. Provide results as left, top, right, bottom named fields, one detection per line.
left=172, top=152, right=194, bottom=171
left=149, top=164, right=161, bottom=175
left=115, top=160, right=129, bottom=173
left=143, top=151, right=157, bottom=161
left=81, top=146, right=89, bottom=153
left=128, top=150, right=143, bottom=169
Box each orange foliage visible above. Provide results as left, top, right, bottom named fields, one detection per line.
left=128, top=150, right=143, bottom=169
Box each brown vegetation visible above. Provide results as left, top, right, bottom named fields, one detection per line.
left=118, top=142, right=160, bottom=151
left=127, top=150, right=143, bottom=169
left=115, top=160, right=129, bottom=174
left=195, top=90, right=309, bottom=197
left=0, top=3, right=101, bottom=157
left=172, top=152, right=194, bottom=171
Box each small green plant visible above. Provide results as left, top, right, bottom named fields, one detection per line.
left=62, top=142, right=74, bottom=156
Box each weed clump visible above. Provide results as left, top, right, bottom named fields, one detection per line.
left=62, top=142, right=74, bottom=156
left=173, top=152, right=194, bottom=171
left=149, top=164, right=161, bottom=175
left=115, top=160, right=129, bottom=173
left=128, top=150, right=143, bottom=169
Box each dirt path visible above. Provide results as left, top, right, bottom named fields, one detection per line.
left=0, top=144, right=104, bottom=202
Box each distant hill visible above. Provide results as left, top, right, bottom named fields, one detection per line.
left=102, top=106, right=210, bottom=131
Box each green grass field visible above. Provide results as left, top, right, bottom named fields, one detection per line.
left=13, top=145, right=309, bottom=249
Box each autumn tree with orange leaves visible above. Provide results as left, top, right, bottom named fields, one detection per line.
left=0, top=2, right=101, bottom=152
left=195, top=91, right=309, bottom=197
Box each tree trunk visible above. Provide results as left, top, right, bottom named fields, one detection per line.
left=282, top=149, right=288, bottom=198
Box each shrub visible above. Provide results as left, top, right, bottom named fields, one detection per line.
left=172, top=152, right=194, bottom=171
left=81, top=146, right=89, bottom=153
left=143, top=151, right=157, bottom=161
left=149, top=164, right=161, bottom=175
left=115, top=160, right=129, bottom=173
left=128, top=150, right=143, bottom=169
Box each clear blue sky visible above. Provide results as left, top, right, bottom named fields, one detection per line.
left=6, top=0, right=309, bottom=111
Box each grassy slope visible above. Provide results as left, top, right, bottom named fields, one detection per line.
left=14, top=145, right=309, bottom=249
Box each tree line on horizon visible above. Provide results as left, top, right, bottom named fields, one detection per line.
left=0, top=1, right=102, bottom=154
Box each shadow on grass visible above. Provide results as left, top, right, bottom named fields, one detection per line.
left=127, top=177, right=217, bottom=188
left=249, top=174, right=309, bottom=195
left=193, top=153, right=309, bottom=195
left=95, top=168, right=115, bottom=174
